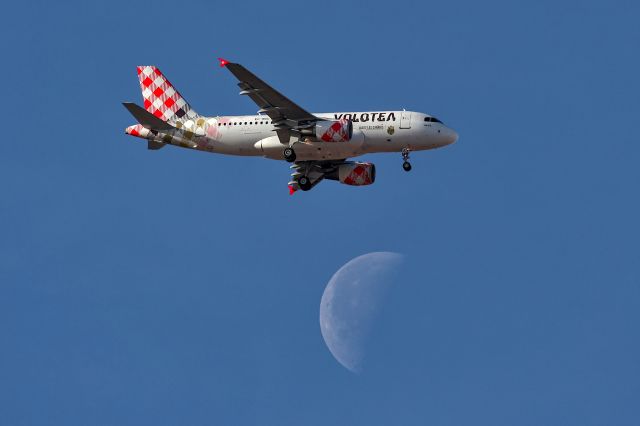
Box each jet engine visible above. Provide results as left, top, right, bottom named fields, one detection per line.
left=314, top=119, right=353, bottom=142
left=331, top=162, right=376, bottom=186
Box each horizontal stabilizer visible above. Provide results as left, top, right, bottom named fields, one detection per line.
left=147, top=141, right=165, bottom=150
left=122, top=102, right=175, bottom=131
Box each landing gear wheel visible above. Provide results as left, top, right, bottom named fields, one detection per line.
left=401, top=147, right=412, bottom=171
left=298, top=176, right=312, bottom=191
left=283, top=147, right=296, bottom=162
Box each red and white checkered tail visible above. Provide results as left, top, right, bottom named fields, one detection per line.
left=136, top=66, right=199, bottom=123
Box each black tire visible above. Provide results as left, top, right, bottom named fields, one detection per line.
left=402, top=161, right=412, bottom=172
left=283, top=147, right=296, bottom=162
left=298, top=176, right=312, bottom=191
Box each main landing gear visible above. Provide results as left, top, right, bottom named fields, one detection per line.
left=283, top=147, right=296, bottom=162
left=297, top=175, right=312, bottom=191
left=402, top=147, right=412, bottom=172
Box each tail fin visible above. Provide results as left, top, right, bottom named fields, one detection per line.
left=137, top=66, right=199, bottom=122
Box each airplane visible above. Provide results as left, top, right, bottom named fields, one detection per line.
left=122, top=58, right=458, bottom=193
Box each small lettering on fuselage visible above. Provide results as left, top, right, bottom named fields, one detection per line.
left=334, top=112, right=396, bottom=122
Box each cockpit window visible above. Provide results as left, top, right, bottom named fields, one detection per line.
left=424, top=116, right=443, bottom=123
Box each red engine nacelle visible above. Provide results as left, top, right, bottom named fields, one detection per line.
left=337, top=162, right=376, bottom=186
left=315, top=119, right=353, bottom=142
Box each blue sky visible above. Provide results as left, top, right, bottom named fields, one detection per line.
left=1, top=0, right=639, bottom=424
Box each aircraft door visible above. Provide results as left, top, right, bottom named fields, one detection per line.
left=400, top=111, right=412, bottom=129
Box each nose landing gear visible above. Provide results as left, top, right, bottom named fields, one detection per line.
left=401, top=147, right=412, bottom=172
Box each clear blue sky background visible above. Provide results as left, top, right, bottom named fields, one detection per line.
left=1, top=0, right=638, bottom=424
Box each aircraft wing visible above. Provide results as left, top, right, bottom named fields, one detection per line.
left=218, top=58, right=319, bottom=143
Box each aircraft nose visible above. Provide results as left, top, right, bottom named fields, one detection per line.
left=444, top=127, right=458, bottom=145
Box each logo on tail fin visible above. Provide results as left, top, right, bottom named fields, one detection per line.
left=137, top=66, right=199, bottom=123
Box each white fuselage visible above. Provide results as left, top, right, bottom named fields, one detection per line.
left=131, top=110, right=458, bottom=161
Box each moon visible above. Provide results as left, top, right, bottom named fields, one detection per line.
left=319, top=252, right=404, bottom=373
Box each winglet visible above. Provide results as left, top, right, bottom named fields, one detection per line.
left=218, top=57, right=229, bottom=67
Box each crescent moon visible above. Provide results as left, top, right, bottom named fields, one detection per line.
left=319, top=252, right=404, bottom=373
